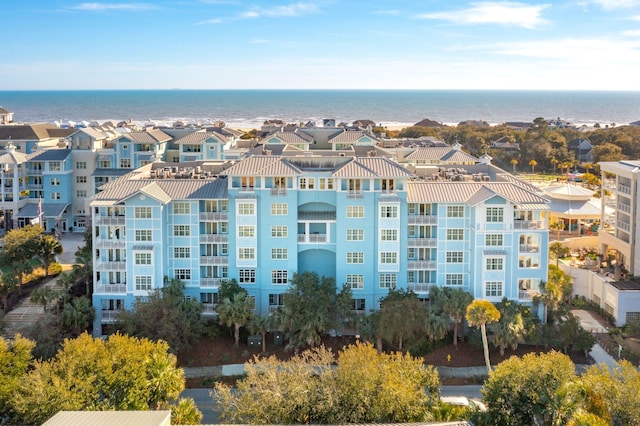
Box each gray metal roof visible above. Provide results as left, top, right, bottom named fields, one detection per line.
left=27, top=149, right=72, bottom=161
left=16, top=202, right=69, bottom=218
left=407, top=181, right=549, bottom=206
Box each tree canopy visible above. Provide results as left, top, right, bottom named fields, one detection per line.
left=7, top=333, right=198, bottom=425
left=212, top=342, right=441, bottom=424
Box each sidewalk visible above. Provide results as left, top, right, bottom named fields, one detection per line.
left=572, top=309, right=619, bottom=369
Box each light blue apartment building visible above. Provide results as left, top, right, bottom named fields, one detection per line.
left=90, top=141, right=549, bottom=336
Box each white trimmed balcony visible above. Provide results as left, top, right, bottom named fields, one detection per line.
left=200, top=256, right=229, bottom=266
left=408, top=215, right=437, bottom=225
left=94, top=282, right=127, bottom=294
left=407, top=237, right=437, bottom=247
left=199, top=212, right=228, bottom=221
left=200, top=278, right=223, bottom=288
left=407, top=260, right=437, bottom=270
left=199, top=234, right=228, bottom=244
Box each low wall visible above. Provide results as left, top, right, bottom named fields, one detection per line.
left=558, top=236, right=598, bottom=251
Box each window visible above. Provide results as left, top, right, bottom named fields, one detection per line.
left=447, top=205, right=464, bottom=217
left=379, top=273, right=396, bottom=289
left=241, top=176, right=254, bottom=189
left=486, top=258, right=504, bottom=270
left=347, top=274, right=364, bottom=289
left=51, top=192, right=60, bottom=200
left=347, top=206, right=364, bottom=218
left=447, top=229, right=464, bottom=240
left=446, top=251, right=463, bottom=263
left=485, top=281, right=503, bottom=297
left=271, top=226, right=288, bottom=238
left=319, top=178, right=334, bottom=190
left=238, top=203, right=255, bottom=215
left=99, top=160, right=111, bottom=168
left=271, top=248, right=288, bottom=260
left=135, top=230, right=152, bottom=241
left=174, top=247, right=190, bottom=258
left=76, top=190, right=87, bottom=198
left=348, top=179, right=361, bottom=193
left=272, top=270, right=288, bottom=285
left=626, top=312, right=640, bottom=325
left=346, top=252, right=364, bottom=264
left=518, top=255, right=540, bottom=269
left=135, top=207, right=151, bottom=219
left=238, top=226, right=255, bottom=238
left=381, top=179, right=395, bottom=192
left=380, top=252, right=398, bottom=264
left=446, top=274, right=463, bottom=286
left=135, top=253, right=151, bottom=265
left=50, top=178, right=60, bottom=186
left=49, top=162, right=61, bottom=171
left=486, top=207, right=504, bottom=222
left=76, top=162, right=87, bottom=169
left=352, top=298, right=366, bottom=311
left=346, top=229, right=364, bottom=241
left=135, top=276, right=152, bottom=291
left=238, top=248, right=255, bottom=260
left=173, top=225, right=190, bottom=236
left=120, top=159, right=131, bottom=168
left=238, top=269, right=256, bottom=284
left=380, top=205, right=398, bottom=218
left=271, top=203, right=288, bottom=215
left=175, top=269, right=191, bottom=281
left=299, top=177, right=315, bottom=189
left=380, top=229, right=398, bottom=241
left=485, top=234, right=503, bottom=246
left=173, top=202, right=190, bottom=214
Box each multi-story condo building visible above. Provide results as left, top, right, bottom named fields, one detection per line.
left=90, top=137, right=549, bottom=336
left=599, top=160, right=638, bottom=274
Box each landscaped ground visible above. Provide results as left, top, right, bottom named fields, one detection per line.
left=178, top=333, right=593, bottom=388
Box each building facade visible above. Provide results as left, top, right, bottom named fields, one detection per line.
left=90, top=149, right=549, bottom=335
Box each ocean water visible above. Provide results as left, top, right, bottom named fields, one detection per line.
left=1, top=90, right=639, bottom=129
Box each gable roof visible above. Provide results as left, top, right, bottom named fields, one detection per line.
left=0, top=123, right=68, bottom=141
left=262, top=130, right=314, bottom=145
left=329, top=130, right=377, bottom=144
left=221, top=156, right=303, bottom=176
left=118, top=129, right=171, bottom=144
left=27, top=149, right=72, bottom=161
left=173, top=131, right=228, bottom=144
left=332, top=157, right=415, bottom=178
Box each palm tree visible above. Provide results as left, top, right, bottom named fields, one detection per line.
left=510, top=158, right=518, bottom=173
left=72, top=248, right=93, bottom=296
left=216, top=293, right=254, bottom=346
left=425, top=312, right=448, bottom=342
left=494, top=299, right=525, bottom=356
left=30, top=286, right=58, bottom=312
left=440, top=288, right=473, bottom=346
left=36, top=235, right=63, bottom=277
left=248, top=314, right=269, bottom=353
left=551, top=157, right=559, bottom=174
left=466, top=299, right=501, bottom=374
left=529, top=159, right=538, bottom=175
left=168, top=398, right=202, bottom=425
left=549, top=221, right=564, bottom=241
left=61, top=296, right=95, bottom=335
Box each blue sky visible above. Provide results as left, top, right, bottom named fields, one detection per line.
left=3, top=0, right=640, bottom=90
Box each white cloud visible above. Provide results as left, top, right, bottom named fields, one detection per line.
left=195, top=17, right=223, bottom=25
left=587, top=0, right=640, bottom=9
left=488, top=37, right=640, bottom=63
left=70, top=2, right=156, bottom=11
left=415, top=2, right=551, bottom=29
left=623, top=29, right=640, bottom=35
left=239, top=2, right=320, bottom=19
left=372, top=9, right=400, bottom=15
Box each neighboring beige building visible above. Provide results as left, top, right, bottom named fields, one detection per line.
left=598, top=160, right=639, bottom=275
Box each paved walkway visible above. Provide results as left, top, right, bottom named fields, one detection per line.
left=572, top=309, right=619, bottom=369
left=1, top=233, right=85, bottom=339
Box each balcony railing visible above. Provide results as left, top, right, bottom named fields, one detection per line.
left=199, top=234, right=228, bottom=244
left=94, top=283, right=126, bottom=294
left=95, top=216, right=126, bottom=226
left=519, top=244, right=540, bottom=253
left=200, top=278, right=223, bottom=288
left=408, top=215, right=437, bottom=225
left=101, top=310, right=122, bottom=322
left=407, top=237, right=437, bottom=247
left=94, top=238, right=126, bottom=248
left=269, top=305, right=283, bottom=314
left=199, top=212, right=228, bottom=221
left=518, top=290, right=540, bottom=300
left=298, top=233, right=327, bottom=243
left=618, top=183, right=631, bottom=195
left=200, top=256, right=229, bottom=266
left=513, top=220, right=545, bottom=230
left=95, top=260, right=126, bottom=271
left=347, top=190, right=364, bottom=199
left=408, top=283, right=434, bottom=293
left=407, top=260, right=437, bottom=270
left=270, top=188, right=287, bottom=196
left=618, top=204, right=631, bottom=214
left=202, top=303, right=218, bottom=315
